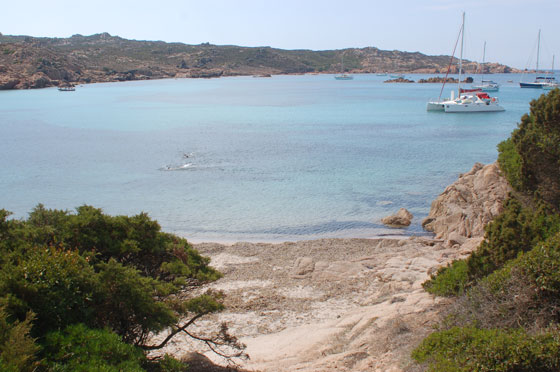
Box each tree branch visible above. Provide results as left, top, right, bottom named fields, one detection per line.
left=140, top=312, right=207, bottom=350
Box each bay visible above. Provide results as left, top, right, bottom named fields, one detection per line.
left=0, top=73, right=547, bottom=241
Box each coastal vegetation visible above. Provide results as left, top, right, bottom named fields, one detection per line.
left=0, top=205, right=244, bottom=371
left=415, top=89, right=560, bottom=371
left=0, top=32, right=515, bottom=89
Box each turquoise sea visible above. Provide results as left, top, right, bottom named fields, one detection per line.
left=0, top=73, right=549, bottom=242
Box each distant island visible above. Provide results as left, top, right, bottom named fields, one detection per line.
left=0, top=32, right=519, bottom=90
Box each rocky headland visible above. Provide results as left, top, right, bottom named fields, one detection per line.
left=149, top=162, right=510, bottom=372
left=0, top=33, right=519, bottom=90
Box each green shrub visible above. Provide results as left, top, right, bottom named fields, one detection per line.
left=424, top=197, right=560, bottom=297
left=508, top=89, right=560, bottom=209
left=0, top=205, right=227, bottom=356
left=93, top=259, right=177, bottom=345
left=0, top=247, right=97, bottom=336
left=412, top=326, right=560, bottom=372
left=0, top=306, right=40, bottom=372
left=497, top=138, right=522, bottom=190
left=43, top=323, right=145, bottom=372
left=423, top=259, right=469, bottom=296
left=468, top=198, right=560, bottom=280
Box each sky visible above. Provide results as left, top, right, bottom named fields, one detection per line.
left=1, top=0, right=559, bottom=69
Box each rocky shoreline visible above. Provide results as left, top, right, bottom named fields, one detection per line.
left=149, top=162, right=510, bottom=372
left=0, top=33, right=519, bottom=90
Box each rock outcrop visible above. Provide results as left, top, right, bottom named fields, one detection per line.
left=383, top=77, right=415, bottom=83
left=422, top=162, right=511, bottom=241
left=381, top=208, right=413, bottom=227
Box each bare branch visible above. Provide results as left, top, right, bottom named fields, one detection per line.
left=140, top=312, right=207, bottom=350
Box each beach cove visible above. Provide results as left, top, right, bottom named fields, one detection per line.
left=149, top=162, right=511, bottom=371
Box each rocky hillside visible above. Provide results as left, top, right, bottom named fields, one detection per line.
left=0, top=32, right=517, bottom=89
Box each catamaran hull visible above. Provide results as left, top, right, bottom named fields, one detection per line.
left=426, top=102, right=445, bottom=111
left=444, top=103, right=505, bottom=112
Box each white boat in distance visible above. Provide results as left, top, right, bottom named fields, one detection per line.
left=334, top=74, right=354, bottom=80
left=334, top=53, right=353, bottom=80
left=58, top=85, right=75, bottom=91
left=427, top=13, right=504, bottom=113
left=473, top=41, right=500, bottom=92
left=542, top=55, right=559, bottom=90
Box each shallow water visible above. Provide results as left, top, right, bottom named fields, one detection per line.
left=0, top=73, right=547, bottom=241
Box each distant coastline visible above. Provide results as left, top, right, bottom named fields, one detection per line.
left=0, top=32, right=520, bottom=90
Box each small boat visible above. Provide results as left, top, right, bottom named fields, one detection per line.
left=334, top=53, right=353, bottom=80
left=390, top=74, right=404, bottom=79
left=473, top=41, right=500, bottom=92
left=427, top=13, right=504, bottom=113
left=334, top=74, right=354, bottom=80
left=58, top=85, right=75, bottom=91
left=474, top=80, right=500, bottom=92
left=520, top=76, right=557, bottom=88
left=520, top=30, right=556, bottom=89
left=542, top=55, right=558, bottom=90
left=376, top=72, right=387, bottom=76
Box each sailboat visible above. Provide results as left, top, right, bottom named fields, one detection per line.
left=473, top=41, right=499, bottom=92
left=427, top=13, right=504, bottom=113
left=542, top=55, right=559, bottom=90
left=520, top=30, right=557, bottom=88
left=334, top=53, right=353, bottom=80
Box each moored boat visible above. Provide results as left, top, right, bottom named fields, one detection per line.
left=334, top=53, right=353, bottom=80
left=427, top=13, right=504, bottom=113
left=58, top=85, right=75, bottom=91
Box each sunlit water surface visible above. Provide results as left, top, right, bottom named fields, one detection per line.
left=0, top=74, right=548, bottom=241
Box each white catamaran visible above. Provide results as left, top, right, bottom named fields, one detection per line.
left=427, top=13, right=504, bottom=113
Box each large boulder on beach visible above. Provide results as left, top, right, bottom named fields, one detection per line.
left=381, top=208, right=413, bottom=227
left=422, top=162, right=511, bottom=241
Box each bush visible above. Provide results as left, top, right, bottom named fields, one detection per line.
left=508, top=89, right=560, bottom=209
left=0, top=306, right=40, bottom=372
left=423, top=197, right=560, bottom=297
left=93, top=259, right=177, bottom=345
left=0, top=247, right=97, bottom=336
left=497, top=138, right=522, bottom=190
left=43, top=323, right=145, bottom=372
left=423, top=260, right=469, bottom=296
left=0, top=205, right=231, bottom=369
left=412, top=326, right=560, bottom=372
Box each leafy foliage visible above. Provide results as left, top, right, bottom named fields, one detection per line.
left=422, top=260, right=468, bottom=296
left=423, top=197, right=560, bottom=297
left=43, top=324, right=145, bottom=372
left=412, top=326, right=560, bottom=372
left=0, top=205, right=229, bottom=370
left=504, top=89, right=560, bottom=209
left=0, top=306, right=40, bottom=372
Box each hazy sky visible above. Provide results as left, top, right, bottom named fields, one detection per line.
left=1, top=0, right=558, bottom=69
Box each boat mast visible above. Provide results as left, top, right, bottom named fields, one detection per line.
left=536, top=29, right=541, bottom=74
left=481, top=41, right=486, bottom=82
left=458, top=12, right=465, bottom=95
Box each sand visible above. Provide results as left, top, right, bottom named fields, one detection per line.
left=149, top=236, right=480, bottom=372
